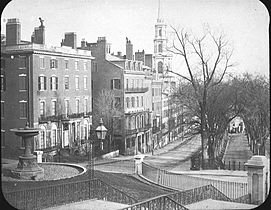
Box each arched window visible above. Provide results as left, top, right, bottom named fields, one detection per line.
left=158, top=43, right=162, bottom=53
left=136, top=96, right=139, bottom=107
left=141, top=115, right=144, bottom=127
left=51, top=123, right=57, bottom=147
left=131, top=116, right=135, bottom=129
left=39, top=126, right=46, bottom=149
left=158, top=61, right=163, bottom=73
left=126, top=97, right=130, bottom=108
left=131, top=97, right=135, bottom=107
left=159, top=28, right=162, bottom=36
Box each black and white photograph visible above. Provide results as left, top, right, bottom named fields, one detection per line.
left=1, top=0, right=269, bottom=209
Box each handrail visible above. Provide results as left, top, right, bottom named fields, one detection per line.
left=119, top=194, right=189, bottom=210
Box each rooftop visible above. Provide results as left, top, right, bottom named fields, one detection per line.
left=1, top=43, right=93, bottom=58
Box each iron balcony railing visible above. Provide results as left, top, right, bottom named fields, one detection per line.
left=125, top=87, right=149, bottom=93
left=38, top=112, right=92, bottom=122
left=126, top=124, right=152, bottom=135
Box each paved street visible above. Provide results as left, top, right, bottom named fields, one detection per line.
left=144, top=134, right=201, bottom=171
left=223, top=133, right=253, bottom=164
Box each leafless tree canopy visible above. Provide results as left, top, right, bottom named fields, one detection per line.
left=168, top=26, right=236, bottom=168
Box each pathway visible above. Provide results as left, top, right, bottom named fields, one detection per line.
left=223, top=133, right=253, bottom=164
left=144, top=134, right=201, bottom=170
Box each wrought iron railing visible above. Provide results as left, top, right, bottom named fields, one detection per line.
left=125, top=87, right=149, bottom=93
left=167, top=184, right=231, bottom=206
left=3, top=178, right=137, bottom=210
left=141, top=162, right=248, bottom=200
left=120, top=194, right=188, bottom=210
left=38, top=112, right=92, bottom=122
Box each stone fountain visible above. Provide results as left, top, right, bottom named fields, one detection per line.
left=10, top=122, right=44, bottom=180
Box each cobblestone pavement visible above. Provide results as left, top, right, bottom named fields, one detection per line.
left=223, top=133, right=253, bottom=164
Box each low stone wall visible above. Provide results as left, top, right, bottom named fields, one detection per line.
left=101, top=150, right=119, bottom=159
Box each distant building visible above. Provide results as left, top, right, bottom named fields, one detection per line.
left=79, top=37, right=153, bottom=155
left=1, top=18, right=94, bottom=159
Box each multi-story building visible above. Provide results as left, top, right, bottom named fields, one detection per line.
left=151, top=4, right=184, bottom=148
left=79, top=37, right=153, bottom=155
left=1, top=18, right=93, bottom=159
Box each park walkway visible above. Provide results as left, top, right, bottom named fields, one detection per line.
left=223, top=133, right=253, bottom=164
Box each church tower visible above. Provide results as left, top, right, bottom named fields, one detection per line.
left=153, top=0, right=172, bottom=78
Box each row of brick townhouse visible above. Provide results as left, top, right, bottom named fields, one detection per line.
left=1, top=18, right=93, bottom=158
left=1, top=15, right=186, bottom=158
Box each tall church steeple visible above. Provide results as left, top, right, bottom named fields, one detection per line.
left=153, top=0, right=172, bottom=77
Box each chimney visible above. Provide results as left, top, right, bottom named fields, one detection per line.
left=126, top=37, right=133, bottom=60
left=61, top=32, right=77, bottom=49
left=31, top=18, right=45, bottom=44
left=117, top=51, right=122, bottom=57
left=6, top=18, right=21, bottom=46
left=81, top=38, right=86, bottom=48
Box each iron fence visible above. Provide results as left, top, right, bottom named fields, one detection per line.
left=142, top=162, right=248, bottom=200
left=3, top=178, right=137, bottom=210
left=120, top=194, right=188, bottom=210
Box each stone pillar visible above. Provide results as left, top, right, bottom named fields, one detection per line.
left=134, top=154, right=145, bottom=175
left=34, top=151, right=43, bottom=163
left=245, top=155, right=269, bottom=205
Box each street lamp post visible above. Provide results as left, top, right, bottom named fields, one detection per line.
left=88, top=118, right=107, bottom=180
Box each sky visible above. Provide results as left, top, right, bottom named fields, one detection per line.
left=1, top=0, right=269, bottom=77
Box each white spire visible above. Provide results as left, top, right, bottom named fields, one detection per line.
left=157, top=0, right=163, bottom=22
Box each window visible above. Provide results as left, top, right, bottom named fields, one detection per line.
left=40, top=57, right=45, bottom=69
left=158, top=43, right=162, bottom=53
left=38, top=76, right=47, bottom=91
left=1, top=130, right=5, bottom=148
left=50, top=76, right=58, bottom=91
left=159, top=28, right=162, bottom=36
left=19, top=101, right=27, bottom=118
left=50, top=59, right=58, bottom=69
left=83, top=76, right=87, bottom=89
left=131, top=97, right=135, bottom=108
left=19, top=56, right=26, bottom=68
left=141, top=96, right=144, bottom=106
left=65, top=60, right=69, bottom=69
left=40, top=101, right=45, bottom=117
left=0, top=74, right=6, bottom=91
left=126, top=79, right=129, bottom=90
left=39, top=130, right=45, bottom=149
left=126, top=97, right=130, bottom=108
left=75, top=61, right=78, bottom=70
left=1, top=101, right=4, bottom=118
left=84, top=98, right=87, bottom=114
left=76, top=99, right=80, bottom=114
left=75, top=76, right=79, bottom=90
left=64, top=100, right=69, bottom=115
left=136, top=79, right=139, bottom=88
left=114, top=97, right=121, bottom=108
left=84, top=62, right=87, bottom=71
left=111, top=79, right=121, bottom=90
left=131, top=79, right=134, bottom=89
left=136, top=96, right=139, bottom=107
left=51, top=129, right=57, bottom=147
left=64, top=76, right=69, bottom=90
left=158, top=61, right=163, bottom=73
left=51, top=100, right=56, bottom=116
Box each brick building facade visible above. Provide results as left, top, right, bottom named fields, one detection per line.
left=1, top=19, right=93, bottom=159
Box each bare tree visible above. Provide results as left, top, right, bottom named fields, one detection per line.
left=168, top=26, right=236, bottom=168
left=93, top=89, right=122, bottom=152
left=234, top=73, right=270, bottom=155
